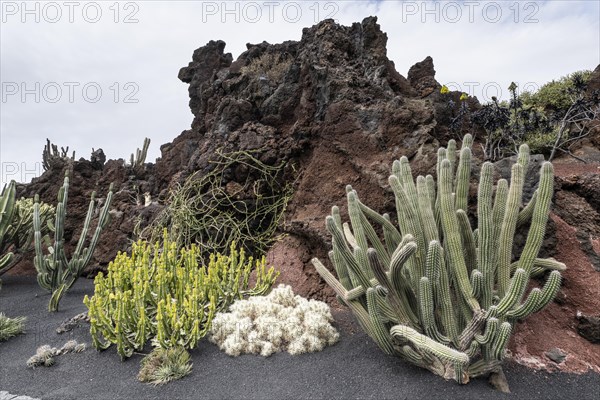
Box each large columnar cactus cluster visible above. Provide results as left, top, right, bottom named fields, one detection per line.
left=33, top=173, right=114, bottom=311
left=312, top=134, right=563, bottom=384
left=84, top=233, right=279, bottom=360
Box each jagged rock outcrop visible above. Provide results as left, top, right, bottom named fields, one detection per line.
left=154, top=17, right=449, bottom=299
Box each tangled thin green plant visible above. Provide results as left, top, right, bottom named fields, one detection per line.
left=143, top=149, right=293, bottom=256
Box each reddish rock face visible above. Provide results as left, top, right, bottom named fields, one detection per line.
left=8, top=16, right=600, bottom=375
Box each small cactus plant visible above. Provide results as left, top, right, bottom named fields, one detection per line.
left=26, top=340, right=86, bottom=368
left=312, top=134, right=562, bottom=387
left=0, top=312, right=26, bottom=342
left=33, top=171, right=114, bottom=311
left=138, top=346, right=192, bottom=385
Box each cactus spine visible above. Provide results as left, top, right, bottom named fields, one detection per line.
left=34, top=172, right=114, bottom=311
left=312, top=134, right=562, bottom=386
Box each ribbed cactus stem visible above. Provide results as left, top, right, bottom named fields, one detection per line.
left=446, top=140, right=457, bottom=176
left=505, top=288, right=542, bottom=320
left=454, top=147, right=471, bottom=213
left=391, top=325, right=469, bottom=365
left=497, top=163, right=524, bottom=296
left=516, top=190, right=537, bottom=228
left=331, top=206, right=343, bottom=231
left=457, top=210, right=477, bottom=274
left=326, top=216, right=372, bottom=291
left=510, top=257, right=566, bottom=275
left=389, top=239, right=417, bottom=289
left=477, top=163, right=494, bottom=308
left=491, top=322, right=512, bottom=360
left=491, top=178, right=508, bottom=271
left=419, top=277, right=449, bottom=344
left=417, top=176, right=439, bottom=246
left=461, top=134, right=473, bottom=150
left=351, top=193, right=391, bottom=267
left=313, top=257, right=350, bottom=300
left=366, top=288, right=396, bottom=355
left=470, top=269, right=484, bottom=301
left=398, top=157, right=420, bottom=218
left=426, top=175, right=436, bottom=211
left=475, top=317, right=499, bottom=345
left=389, top=175, right=425, bottom=285
left=329, top=249, right=352, bottom=291
left=427, top=241, right=458, bottom=344
left=495, top=269, right=528, bottom=316
left=439, top=159, right=479, bottom=312
left=367, top=249, right=412, bottom=325
left=529, top=270, right=562, bottom=314
left=516, top=162, right=554, bottom=277
left=347, top=192, right=371, bottom=277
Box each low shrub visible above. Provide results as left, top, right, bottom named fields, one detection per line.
left=84, top=232, right=278, bottom=359
left=138, top=346, right=192, bottom=385
left=0, top=313, right=26, bottom=342
left=209, top=284, right=339, bottom=356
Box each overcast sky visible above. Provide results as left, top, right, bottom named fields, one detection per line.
left=1, top=0, right=598, bottom=186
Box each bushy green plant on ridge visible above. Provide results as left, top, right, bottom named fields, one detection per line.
left=312, top=134, right=563, bottom=387
left=84, top=231, right=279, bottom=360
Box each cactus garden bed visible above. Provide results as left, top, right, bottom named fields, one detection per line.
left=0, top=276, right=598, bottom=399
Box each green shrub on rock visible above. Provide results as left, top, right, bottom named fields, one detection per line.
left=312, top=135, right=562, bottom=387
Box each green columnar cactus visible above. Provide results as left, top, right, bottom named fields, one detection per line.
left=0, top=181, right=17, bottom=272
left=33, top=172, right=114, bottom=311
left=42, top=138, right=75, bottom=171
left=0, top=196, right=55, bottom=277
left=130, top=137, right=150, bottom=172
left=312, top=134, right=562, bottom=387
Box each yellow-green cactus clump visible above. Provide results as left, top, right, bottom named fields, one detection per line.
left=84, top=231, right=278, bottom=360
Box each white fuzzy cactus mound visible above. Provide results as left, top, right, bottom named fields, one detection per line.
left=209, top=284, right=340, bottom=356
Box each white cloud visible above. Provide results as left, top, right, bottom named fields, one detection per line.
left=1, top=0, right=598, bottom=185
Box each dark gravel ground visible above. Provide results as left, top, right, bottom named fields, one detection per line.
left=0, top=276, right=598, bottom=400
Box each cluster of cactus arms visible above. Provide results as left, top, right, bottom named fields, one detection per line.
left=84, top=232, right=278, bottom=360
left=0, top=197, right=55, bottom=270
left=0, top=181, right=17, bottom=273
left=130, top=137, right=150, bottom=171
left=42, top=138, right=75, bottom=171
left=34, top=172, right=114, bottom=312
left=312, top=134, right=563, bottom=385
